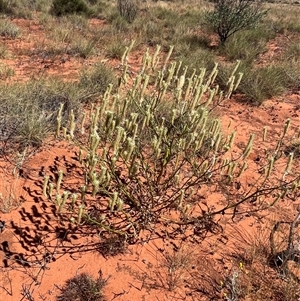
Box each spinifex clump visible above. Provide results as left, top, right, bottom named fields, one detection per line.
left=44, top=45, right=300, bottom=240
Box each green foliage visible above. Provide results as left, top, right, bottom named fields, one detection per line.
left=284, top=42, right=300, bottom=62
left=237, top=65, right=293, bottom=105
left=44, top=47, right=300, bottom=246
left=176, top=48, right=216, bottom=78
left=109, top=12, right=130, bottom=31
left=117, top=0, right=139, bottom=23
left=57, top=273, right=107, bottom=301
left=221, top=26, right=275, bottom=64
left=105, top=41, right=127, bottom=59
left=79, top=63, right=117, bottom=97
left=0, top=63, right=14, bottom=79
left=0, top=0, right=13, bottom=14
left=0, top=78, right=86, bottom=151
left=0, top=20, right=21, bottom=39
left=67, top=36, right=97, bottom=58
left=50, top=0, right=90, bottom=16
left=205, top=0, right=267, bottom=44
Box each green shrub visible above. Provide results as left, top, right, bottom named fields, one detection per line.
left=0, top=79, right=81, bottom=151
left=237, top=65, right=292, bottom=105
left=221, top=26, right=275, bottom=64
left=43, top=48, right=300, bottom=254
left=67, top=36, right=97, bottom=58
left=43, top=48, right=258, bottom=240
left=176, top=48, right=216, bottom=78
left=0, top=0, right=13, bottom=14
left=109, top=12, right=130, bottom=32
left=0, top=20, right=21, bottom=39
left=284, top=42, right=300, bottom=62
left=79, top=63, right=117, bottom=97
left=105, top=39, right=127, bottom=59
left=205, top=0, right=267, bottom=44
left=117, top=0, right=139, bottom=23
left=50, top=0, right=90, bottom=16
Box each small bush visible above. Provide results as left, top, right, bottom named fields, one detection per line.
left=176, top=48, right=216, bottom=78
left=79, top=63, right=117, bottom=97
left=57, top=273, right=107, bottom=301
left=67, top=37, right=97, bottom=58
left=109, top=12, right=130, bottom=32
left=0, top=20, right=21, bottom=39
left=237, top=65, right=292, bottom=105
left=0, top=63, right=14, bottom=79
left=221, top=26, right=275, bottom=64
left=0, top=79, right=81, bottom=151
left=117, top=0, right=139, bottom=23
left=205, top=0, right=267, bottom=44
left=50, top=0, right=90, bottom=16
left=284, top=42, right=300, bottom=62
left=0, top=0, right=13, bottom=14
left=105, top=41, right=126, bottom=59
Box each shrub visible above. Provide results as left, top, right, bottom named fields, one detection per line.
left=284, top=42, right=300, bottom=62
left=43, top=47, right=299, bottom=246
left=205, top=0, right=267, bottom=44
left=0, top=0, right=13, bottom=14
left=67, top=36, right=97, bottom=58
left=105, top=40, right=127, bottom=59
left=221, top=26, right=275, bottom=64
left=0, top=20, right=21, bottom=39
left=57, top=273, right=107, bottom=301
left=237, top=65, right=293, bottom=105
left=109, top=12, right=130, bottom=32
left=0, top=78, right=81, bottom=151
left=176, top=48, right=216, bottom=78
left=50, top=0, right=89, bottom=16
left=117, top=0, right=139, bottom=23
left=79, top=63, right=117, bottom=97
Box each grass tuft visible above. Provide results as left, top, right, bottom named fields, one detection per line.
left=57, top=273, right=107, bottom=301
left=0, top=20, right=21, bottom=39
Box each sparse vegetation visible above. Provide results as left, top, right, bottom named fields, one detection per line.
left=57, top=273, right=107, bottom=301
left=0, top=63, right=14, bottom=79
left=0, top=20, right=21, bottom=39
left=0, top=0, right=13, bottom=15
left=117, top=0, right=139, bottom=23
left=79, top=63, right=117, bottom=96
left=220, top=26, right=275, bottom=64
left=50, top=0, right=90, bottom=16
left=0, top=1, right=300, bottom=300
left=237, top=64, right=293, bottom=105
